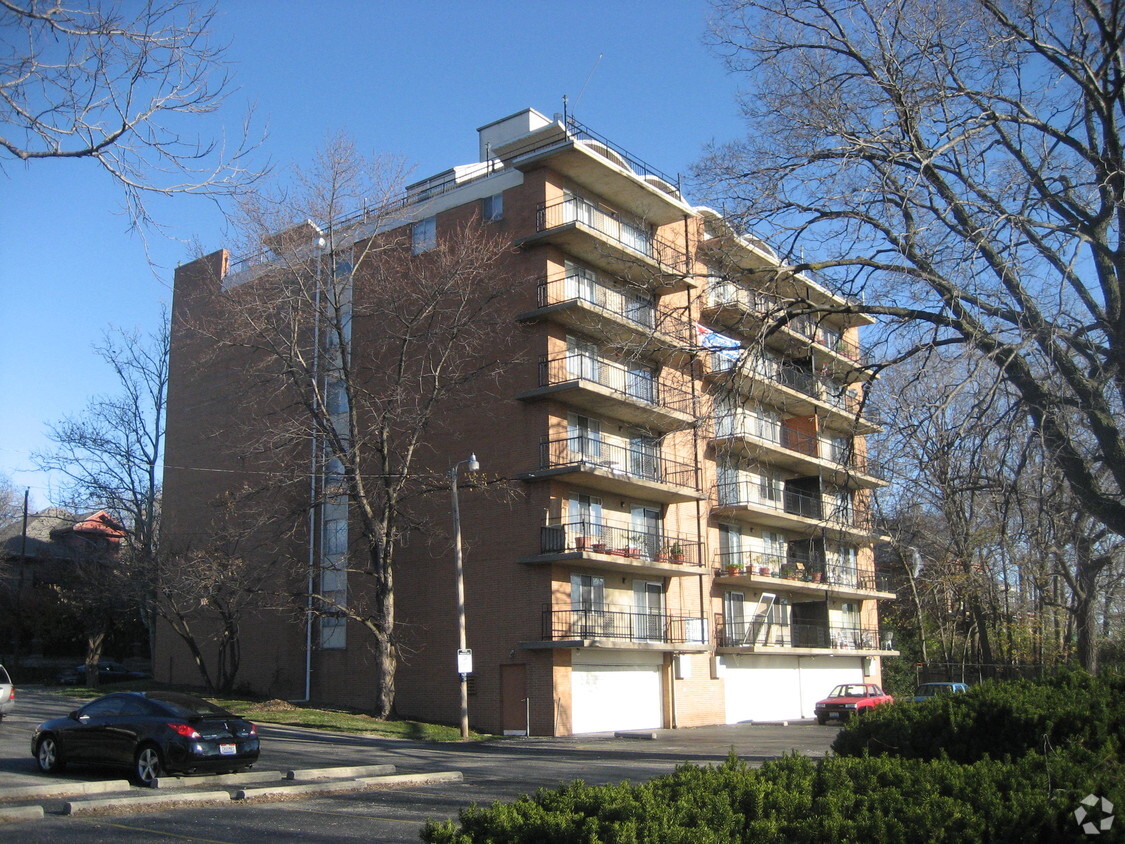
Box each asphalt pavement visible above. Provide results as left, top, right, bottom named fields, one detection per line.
left=0, top=686, right=840, bottom=842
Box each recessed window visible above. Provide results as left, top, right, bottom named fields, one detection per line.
left=412, top=216, right=436, bottom=254
left=482, top=193, right=503, bottom=222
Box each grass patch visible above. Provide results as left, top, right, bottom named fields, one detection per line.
left=39, top=683, right=484, bottom=741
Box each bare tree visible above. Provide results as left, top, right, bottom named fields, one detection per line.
left=184, top=135, right=524, bottom=717
left=0, top=474, right=18, bottom=525
left=154, top=486, right=286, bottom=692
left=1, top=0, right=263, bottom=225
left=34, top=311, right=169, bottom=655
left=699, top=0, right=1125, bottom=546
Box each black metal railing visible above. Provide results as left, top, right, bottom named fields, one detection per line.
left=715, top=619, right=891, bottom=650
left=540, top=435, right=696, bottom=490
left=535, top=197, right=689, bottom=273
left=706, top=282, right=866, bottom=364
left=713, top=482, right=876, bottom=532
left=535, top=274, right=692, bottom=344
left=540, top=519, right=703, bottom=567
left=537, top=352, right=695, bottom=417
left=711, top=417, right=886, bottom=480
left=543, top=605, right=708, bottom=645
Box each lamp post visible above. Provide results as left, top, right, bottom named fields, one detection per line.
left=451, top=452, right=479, bottom=739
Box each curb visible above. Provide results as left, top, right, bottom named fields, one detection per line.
left=153, top=770, right=284, bottom=789
left=0, top=780, right=132, bottom=801
left=287, top=764, right=395, bottom=780
left=237, top=771, right=463, bottom=802
left=63, top=790, right=232, bottom=816
left=0, top=805, right=45, bottom=824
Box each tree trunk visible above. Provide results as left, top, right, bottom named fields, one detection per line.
left=1074, top=562, right=1100, bottom=674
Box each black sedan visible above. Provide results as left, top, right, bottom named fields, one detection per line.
left=56, top=661, right=152, bottom=686
left=32, top=691, right=259, bottom=786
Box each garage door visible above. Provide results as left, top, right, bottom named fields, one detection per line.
left=723, top=654, right=801, bottom=723
left=571, top=652, right=663, bottom=734
left=798, top=656, right=864, bottom=718
left=722, top=655, right=866, bottom=721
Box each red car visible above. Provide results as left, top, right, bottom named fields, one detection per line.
left=814, top=683, right=893, bottom=724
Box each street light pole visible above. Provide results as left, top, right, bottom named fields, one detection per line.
left=451, top=453, right=479, bottom=740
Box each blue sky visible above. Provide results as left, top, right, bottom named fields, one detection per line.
left=0, top=0, right=748, bottom=509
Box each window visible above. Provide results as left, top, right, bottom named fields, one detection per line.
left=482, top=193, right=503, bottom=222
left=324, top=518, right=348, bottom=557
left=633, top=580, right=664, bottom=641
left=567, top=413, right=602, bottom=462
left=626, top=362, right=656, bottom=403
left=566, top=336, right=600, bottom=382
left=412, top=216, right=436, bottom=254
left=758, top=471, right=783, bottom=504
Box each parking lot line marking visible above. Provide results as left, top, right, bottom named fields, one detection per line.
left=75, top=817, right=241, bottom=843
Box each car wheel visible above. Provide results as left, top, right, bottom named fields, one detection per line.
left=36, top=735, right=66, bottom=774
left=134, top=744, right=164, bottom=787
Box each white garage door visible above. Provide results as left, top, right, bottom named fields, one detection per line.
left=723, top=654, right=801, bottom=723
left=798, top=656, right=864, bottom=718
left=722, top=655, right=866, bottom=721
left=571, top=652, right=663, bottom=734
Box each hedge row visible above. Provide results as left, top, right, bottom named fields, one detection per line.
left=832, top=670, right=1125, bottom=763
left=421, top=750, right=1120, bottom=843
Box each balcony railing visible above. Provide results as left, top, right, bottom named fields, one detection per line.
left=535, top=274, right=692, bottom=344
left=536, top=196, right=689, bottom=273
left=537, top=352, right=695, bottom=417
left=715, top=619, right=892, bottom=650
left=712, top=417, right=886, bottom=480
left=707, top=282, right=865, bottom=364
left=540, top=518, right=703, bottom=567
left=714, top=482, right=876, bottom=532
left=543, top=604, right=709, bottom=645
left=716, top=553, right=892, bottom=592
left=540, top=435, right=697, bottom=490
left=709, top=351, right=864, bottom=416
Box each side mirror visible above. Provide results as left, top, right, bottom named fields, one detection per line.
left=68, top=710, right=80, bottom=720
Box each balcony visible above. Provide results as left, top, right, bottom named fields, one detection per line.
left=538, top=605, right=709, bottom=650
left=521, top=435, right=701, bottom=503
left=707, top=352, right=879, bottom=434
left=712, top=481, right=881, bottom=540
left=518, top=274, right=693, bottom=354
left=703, top=283, right=869, bottom=373
left=520, top=196, right=691, bottom=284
left=516, top=352, right=696, bottom=432
left=712, top=418, right=887, bottom=488
left=713, top=552, right=897, bottom=599
left=715, top=619, right=895, bottom=652
left=526, top=519, right=704, bottom=576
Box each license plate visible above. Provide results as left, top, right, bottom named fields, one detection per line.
left=219, top=743, right=236, bottom=755
left=828, top=712, right=840, bottom=719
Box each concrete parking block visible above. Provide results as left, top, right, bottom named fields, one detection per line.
left=153, top=770, right=284, bottom=788
left=354, top=771, right=464, bottom=788
left=237, top=770, right=463, bottom=802
left=286, top=764, right=395, bottom=780
left=63, top=790, right=232, bottom=816
left=0, top=805, right=45, bottom=824
left=0, top=779, right=132, bottom=801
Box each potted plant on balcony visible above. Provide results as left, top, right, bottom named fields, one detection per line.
left=670, top=542, right=685, bottom=563
left=781, top=564, right=797, bottom=580
left=726, top=561, right=744, bottom=576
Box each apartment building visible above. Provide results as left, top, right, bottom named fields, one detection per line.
left=162, top=108, right=896, bottom=736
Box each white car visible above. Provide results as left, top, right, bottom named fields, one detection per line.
left=0, top=664, right=13, bottom=722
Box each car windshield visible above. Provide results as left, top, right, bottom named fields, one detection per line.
left=0, top=666, right=9, bottom=684
left=829, top=684, right=869, bottom=698
left=146, top=691, right=233, bottom=719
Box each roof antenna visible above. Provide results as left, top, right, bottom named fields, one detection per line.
left=572, top=53, right=603, bottom=118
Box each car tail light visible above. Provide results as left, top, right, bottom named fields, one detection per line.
left=248, top=722, right=257, bottom=736
left=168, top=722, right=202, bottom=739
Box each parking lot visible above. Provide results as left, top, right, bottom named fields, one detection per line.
left=0, top=686, right=840, bottom=842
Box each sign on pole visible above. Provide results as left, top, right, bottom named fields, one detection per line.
left=457, top=648, right=473, bottom=675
